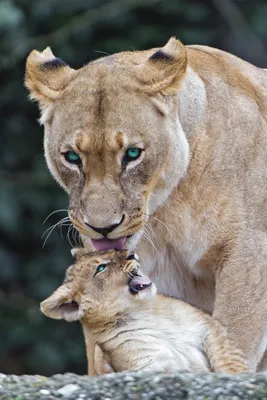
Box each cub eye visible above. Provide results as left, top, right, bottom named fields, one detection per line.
left=95, top=264, right=107, bottom=275
left=123, top=147, right=142, bottom=164
left=64, top=151, right=81, bottom=165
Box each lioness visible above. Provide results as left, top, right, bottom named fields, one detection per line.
left=41, top=249, right=249, bottom=374
left=25, top=37, right=267, bottom=371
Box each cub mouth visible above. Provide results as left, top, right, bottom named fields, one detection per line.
left=128, top=272, right=152, bottom=295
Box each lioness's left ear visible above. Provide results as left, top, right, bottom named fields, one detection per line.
left=25, top=47, right=77, bottom=118
left=40, top=285, right=81, bottom=322
left=141, top=37, right=187, bottom=96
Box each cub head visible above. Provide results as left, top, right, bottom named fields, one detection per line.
left=40, top=248, right=156, bottom=324
left=25, top=38, right=189, bottom=251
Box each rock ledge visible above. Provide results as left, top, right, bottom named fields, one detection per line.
left=1, top=371, right=267, bottom=399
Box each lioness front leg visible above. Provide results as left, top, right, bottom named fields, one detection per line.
left=212, top=232, right=267, bottom=371
left=204, top=318, right=250, bottom=373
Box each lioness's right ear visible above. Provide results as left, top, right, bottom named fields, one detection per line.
left=40, top=285, right=81, bottom=322
left=25, top=47, right=77, bottom=119
left=140, top=37, right=187, bottom=96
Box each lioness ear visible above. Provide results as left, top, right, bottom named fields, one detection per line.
left=141, top=37, right=187, bottom=95
left=40, top=285, right=81, bottom=322
left=25, top=47, right=77, bottom=120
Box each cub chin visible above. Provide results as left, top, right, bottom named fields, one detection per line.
left=41, top=248, right=249, bottom=375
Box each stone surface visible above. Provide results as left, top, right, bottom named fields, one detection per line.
left=39, top=389, right=51, bottom=396
left=56, top=384, right=80, bottom=397
left=0, top=372, right=267, bottom=399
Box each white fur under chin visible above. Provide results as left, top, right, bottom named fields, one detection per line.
left=133, top=283, right=157, bottom=300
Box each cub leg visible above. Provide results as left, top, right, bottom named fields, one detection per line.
left=82, top=324, right=114, bottom=375
left=82, top=324, right=97, bottom=376
left=94, top=345, right=114, bottom=375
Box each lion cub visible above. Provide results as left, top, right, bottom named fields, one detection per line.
left=41, top=249, right=249, bottom=374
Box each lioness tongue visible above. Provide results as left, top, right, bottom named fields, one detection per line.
left=91, top=237, right=126, bottom=251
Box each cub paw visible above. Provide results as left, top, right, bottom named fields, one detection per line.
left=123, top=259, right=140, bottom=274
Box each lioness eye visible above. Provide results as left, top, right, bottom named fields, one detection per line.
left=124, top=147, right=142, bottom=163
left=64, top=151, right=81, bottom=165
left=95, top=264, right=107, bottom=275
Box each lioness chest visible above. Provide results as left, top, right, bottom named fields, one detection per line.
left=137, top=238, right=215, bottom=314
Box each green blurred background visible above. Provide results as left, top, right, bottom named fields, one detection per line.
left=1, top=0, right=267, bottom=376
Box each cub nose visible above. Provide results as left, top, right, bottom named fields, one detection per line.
left=85, top=215, right=125, bottom=237
left=126, top=251, right=136, bottom=260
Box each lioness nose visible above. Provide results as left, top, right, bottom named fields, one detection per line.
left=85, top=215, right=124, bottom=237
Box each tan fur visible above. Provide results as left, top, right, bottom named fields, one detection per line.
left=82, top=325, right=97, bottom=376
left=41, top=249, right=249, bottom=374
left=26, top=38, right=267, bottom=371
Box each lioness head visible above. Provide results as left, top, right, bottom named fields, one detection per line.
left=25, top=38, right=189, bottom=250
left=40, top=248, right=156, bottom=323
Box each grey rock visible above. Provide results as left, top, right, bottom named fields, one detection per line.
left=39, top=389, right=51, bottom=396
left=56, top=384, right=80, bottom=397
left=0, top=372, right=267, bottom=399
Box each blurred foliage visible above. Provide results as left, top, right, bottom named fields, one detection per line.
left=1, top=0, right=267, bottom=376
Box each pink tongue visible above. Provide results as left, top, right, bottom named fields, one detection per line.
left=131, top=275, right=152, bottom=287
left=91, top=237, right=127, bottom=251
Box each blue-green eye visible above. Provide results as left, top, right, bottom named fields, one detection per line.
left=124, top=147, right=142, bottom=163
left=64, top=151, right=81, bottom=164
left=95, top=264, right=107, bottom=275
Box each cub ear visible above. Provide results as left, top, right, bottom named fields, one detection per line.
left=40, top=285, right=81, bottom=322
left=71, top=247, right=88, bottom=261
left=141, top=37, right=187, bottom=96
left=25, top=47, right=77, bottom=119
